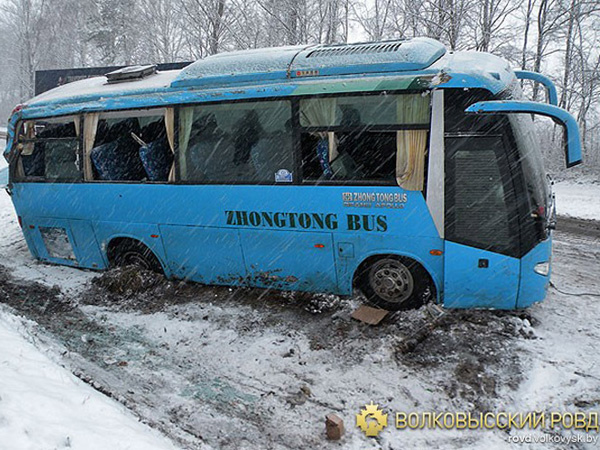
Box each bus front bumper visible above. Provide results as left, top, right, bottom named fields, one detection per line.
left=517, top=236, right=552, bottom=308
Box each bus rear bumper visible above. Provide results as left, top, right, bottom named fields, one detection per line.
left=516, top=237, right=552, bottom=308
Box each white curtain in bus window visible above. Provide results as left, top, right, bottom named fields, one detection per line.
left=164, top=107, right=176, bottom=181
left=299, top=98, right=337, bottom=127
left=18, top=117, right=81, bottom=181
left=299, top=98, right=338, bottom=161
left=178, top=101, right=293, bottom=183
left=396, top=130, right=428, bottom=191
left=395, top=94, right=430, bottom=191
left=178, top=107, right=195, bottom=180
left=83, top=113, right=99, bottom=180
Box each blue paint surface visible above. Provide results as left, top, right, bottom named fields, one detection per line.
left=514, top=70, right=558, bottom=105
left=443, top=241, right=520, bottom=309
left=0, top=167, right=7, bottom=188
left=11, top=183, right=444, bottom=298
left=517, top=236, right=552, bottom=308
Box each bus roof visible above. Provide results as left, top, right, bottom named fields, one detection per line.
left=20, top=38, right=516, bottom=117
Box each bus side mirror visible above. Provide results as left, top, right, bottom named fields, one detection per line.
left=464, top=100, right=583, bottom=168
left=514, top=70, right=558, bottom=106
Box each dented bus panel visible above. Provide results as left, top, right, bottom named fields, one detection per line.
left=4, top=38, right=583, bottom=311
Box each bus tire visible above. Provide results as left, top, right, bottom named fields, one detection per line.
left=358, top=256, right=432, bottom=311
left=108, top=239, right=163, bottom=273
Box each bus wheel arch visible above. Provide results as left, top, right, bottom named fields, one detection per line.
left=353, top=254, right=436, bottom=311
left=106, top=237, right=164, bottom=274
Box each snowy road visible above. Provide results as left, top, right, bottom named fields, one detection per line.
left=0, top=187, right=599, bottom=449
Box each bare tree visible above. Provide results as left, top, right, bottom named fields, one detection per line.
left=351, top=0, right=393, bottom=41
left=0, top=0, right=50, bottom=98
left=474, top=0, right=519, bottom=52
left=138, top=0, right=186, bottom=62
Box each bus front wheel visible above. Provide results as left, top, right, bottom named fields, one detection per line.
left=359, top=256, right=432, bottom=311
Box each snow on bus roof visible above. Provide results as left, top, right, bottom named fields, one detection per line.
left=26, top=70, right=180, bottom=107
left=171, top=38, right=447, bottom=88
left=22, top=40, right=516, bottom=113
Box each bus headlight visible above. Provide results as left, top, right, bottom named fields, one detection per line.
left=534, top=262, right=550, bottom=276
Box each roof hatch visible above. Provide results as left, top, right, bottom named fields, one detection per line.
left=105, top=65, right=157, bottom=84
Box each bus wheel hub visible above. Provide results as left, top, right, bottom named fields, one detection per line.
left=370, top=260, right=414, bottom=303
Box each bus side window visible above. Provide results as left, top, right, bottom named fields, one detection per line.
left=16, top=118, right=81, bottom=182
left=178, top=100, right=293, bottom=184
left=85, top=110, right=174, bottom=182
left=298, top=93, right=430, bottom=189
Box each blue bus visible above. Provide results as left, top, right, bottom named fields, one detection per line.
left=3, top=38, right=582, bottom=310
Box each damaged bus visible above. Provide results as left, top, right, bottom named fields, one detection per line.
left=3, top=38, right=582, bottom=310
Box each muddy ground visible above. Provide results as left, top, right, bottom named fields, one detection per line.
left=0, top=261, right=535, bottom=449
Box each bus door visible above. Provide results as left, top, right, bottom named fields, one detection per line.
left=443, top=134, right=521, bottom=309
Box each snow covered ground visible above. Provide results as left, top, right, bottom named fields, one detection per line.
left=0, top=308, right=181, bottom=450
left=554, top=178, right=600, bottom=221
left=0, top=182, right=599, bottom=449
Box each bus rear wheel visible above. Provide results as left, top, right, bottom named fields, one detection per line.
left=360, top=256, right=431, bottom=311
left=109, top=240, right=163, bottom=273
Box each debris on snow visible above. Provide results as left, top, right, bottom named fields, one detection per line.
left=325, top=413, right=345, bottom=440
left=350, top=304, right=389, bottom=325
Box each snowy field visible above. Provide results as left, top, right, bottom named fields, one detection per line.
left=554, top=178, right=600, bottom=221
left=0, top=183, right=599, bottom=449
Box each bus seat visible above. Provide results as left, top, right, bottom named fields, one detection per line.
left=105, top=118, right=141, bottom=142
left=315, top=138, right=333, bottom=179
left=188, top=136, right=233, bottom=181
left=233, top=111, right=261, bottom=166
left=140, top=120, right=166, bottom=142
left=139, top=137, right=173, bottom=181
left=91, top=136, right=146, bottom=181
left=21, top=145, right=45, bottom=176
left=186, top=116, right=226, bottom=181
left=94, top=121, right=110, bottom=145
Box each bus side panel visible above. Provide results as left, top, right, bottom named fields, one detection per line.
left=239, top=229, right=337, bottom=292
left=443, top=241, right=519, bottom=309
left=17, top=217, right=42, bottom=260
left=517, top=237, right=551, bottom=308
left=159, top=225, right=246, bottom=284
left=20, top=217, right=105, bottom=268
left=68, top=219, right=106, bottom=269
